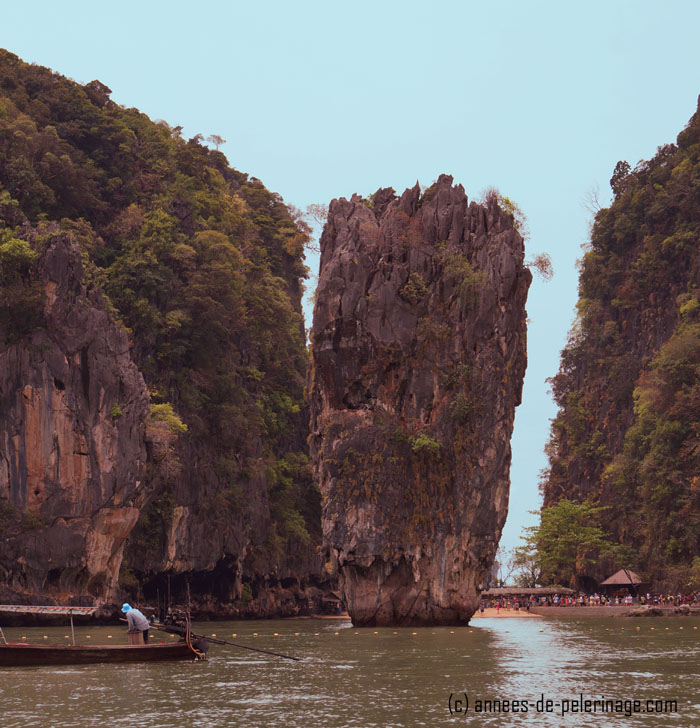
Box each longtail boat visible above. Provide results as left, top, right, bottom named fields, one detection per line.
left=0, top=605, right=206, bottom=666
left=0, top=641, right=200, bottom=666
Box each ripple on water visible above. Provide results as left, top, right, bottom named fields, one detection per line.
left=625, top=671, right=663, bottom=678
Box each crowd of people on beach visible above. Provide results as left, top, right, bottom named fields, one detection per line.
left=481, top=592, right=700, bottom=612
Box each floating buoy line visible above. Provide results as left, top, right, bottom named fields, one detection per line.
left=12, top=622, right=700, bottom=646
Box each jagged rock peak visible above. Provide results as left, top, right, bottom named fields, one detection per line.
left=309, top=175, right=531, bottom=626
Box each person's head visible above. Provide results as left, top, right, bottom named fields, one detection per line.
left=121, top=603, right=132, bottom=613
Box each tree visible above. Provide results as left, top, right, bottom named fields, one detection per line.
left=582, top=183, right=602, bottom=216
left=493, top=546, right=517, bottom=586
left=206, top=134, right=226, bottom=150
left=687, top=557, right=700, bottom=591
left=287, top=203, right=328, bottom=254
left=522, top=499, right=630, bottom=588
left=83, top=80, right=112, bottom=107
left=526, top=252, right=554, bottom=281
left=610, top=160, right=631, bottom=197
left=305, top=203, right=328, bottom=227
left=511, top=542, right=542, bottom=587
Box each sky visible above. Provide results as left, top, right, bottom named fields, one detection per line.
left=4, top=0, right=700, bottom=555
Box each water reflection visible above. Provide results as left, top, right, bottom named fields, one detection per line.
left=0, top=616, right=697, bottom=727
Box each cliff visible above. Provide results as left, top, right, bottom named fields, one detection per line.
left=543, top=98, right=700, bottom=589
left=0, top=50, right=323, bottom=612
left=309, top=176, right=531, bottom=625
left=0, top=227, right=150, bottom=600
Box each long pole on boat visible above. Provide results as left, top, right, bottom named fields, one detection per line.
left=70, top=610, right=75, bottom=646
left=152, top=624, right=301, bottom=662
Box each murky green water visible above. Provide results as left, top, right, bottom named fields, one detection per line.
left=0, top=616, right=698, bottom=727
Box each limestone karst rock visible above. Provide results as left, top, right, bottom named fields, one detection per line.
left=0, top=50, right=322, bottom=614
left=542, top=100, right=700, bottom=585
left=309, top=175, right=531, bottom=625
left=0, top=229, right=150, bottom=601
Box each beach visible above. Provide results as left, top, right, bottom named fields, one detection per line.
left=473, top=607, right=539, bottom=618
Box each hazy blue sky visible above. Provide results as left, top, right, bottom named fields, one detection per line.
left=4, top=0, right=700, bottom=554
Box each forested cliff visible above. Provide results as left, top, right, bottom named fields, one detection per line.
left=543, top=98, right=700, bottom=590
left=0, top=50, right=322, bottom=612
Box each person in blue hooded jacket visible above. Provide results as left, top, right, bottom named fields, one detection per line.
left=122, top=603, right=150, bottom=644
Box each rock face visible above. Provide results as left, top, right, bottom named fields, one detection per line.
left=0, top=50, right=325, bottom=613
left=0, top=230, right=150, bottom=601
left=542, top=101, right=700, bottom=589
left=309, top=175, right=531, bottom=625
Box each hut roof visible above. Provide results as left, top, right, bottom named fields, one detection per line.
left=482, top=587, right=575, bottom=597
left=600, top=569, right=642, bottom=586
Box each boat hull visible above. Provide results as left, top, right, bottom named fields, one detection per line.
left=0, top=642, right=198, bottom=666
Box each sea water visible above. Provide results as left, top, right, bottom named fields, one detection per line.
left=0, top=616, right=698, bottom=727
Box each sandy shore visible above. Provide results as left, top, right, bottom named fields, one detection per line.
left=472, top=608, right=539, bottom=618
left=530, top=606, right=632, bottom=618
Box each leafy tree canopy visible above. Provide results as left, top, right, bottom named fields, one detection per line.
left=518, top=500, right=632, bottom=589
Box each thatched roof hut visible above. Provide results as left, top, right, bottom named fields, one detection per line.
left=600, top=569, right=642, bottom=586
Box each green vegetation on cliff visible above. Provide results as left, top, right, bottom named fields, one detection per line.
left=514, top=500, right=632, bottom=589
left=0, top=50, right=319, bottom=589
left=543, top=97, right=700, bottom=590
